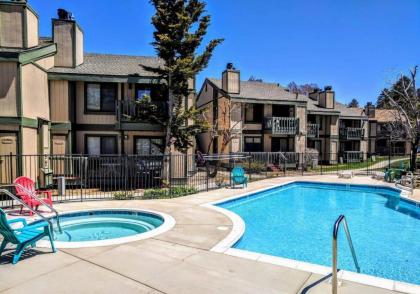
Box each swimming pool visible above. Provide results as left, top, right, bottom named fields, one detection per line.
left=35, top=209, right=175, bottom=248
left=216, top=182, right=420, bottom=286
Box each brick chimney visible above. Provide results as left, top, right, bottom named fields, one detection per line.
left=0, top=0, right=39, bottom=48
left=52, top=8, right=83, bottom=67
left=222, top=63, right=240, bottom=94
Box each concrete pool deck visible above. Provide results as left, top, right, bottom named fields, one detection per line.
left=1, top=175, right=419, bottom=294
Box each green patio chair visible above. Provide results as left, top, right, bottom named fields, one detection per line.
left=231, top=166, right=248, bottom=188
left=0, top=209, right=56, bottom=264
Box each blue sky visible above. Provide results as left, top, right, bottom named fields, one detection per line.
left=31, top=0, right=420, bottom=106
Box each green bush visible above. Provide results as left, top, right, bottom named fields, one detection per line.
left=246, top=161, right=266, bottom=173
left=143, top=188, right=169, bottom=199
left=113, top=192, right=134, bottom=200
left=143, top=186, right=198, bottom=199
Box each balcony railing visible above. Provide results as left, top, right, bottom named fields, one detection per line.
left=340, top=151, right=364, bottom=163
left=339, top=127, right=364, bottom=140
left=116, top=100, right=166, bottom=123
left=307, top=124, right=319, bottom=138
left=264, top=117, right=299, bottom=135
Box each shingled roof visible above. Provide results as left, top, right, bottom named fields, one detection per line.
left=207, top=78, right=366, bottom=118
left=372, top=109, right=400, bottom=122
left=208, top=78, right=307, bottom=102
left=49, top=53, right=164, bottom=77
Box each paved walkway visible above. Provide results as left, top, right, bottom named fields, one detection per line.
left=1, top=176, right=417, bottom=294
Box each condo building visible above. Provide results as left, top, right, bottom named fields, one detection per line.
left=196, top=64, right=376, bottom=163
left=0, top=1, right=194, bottom=158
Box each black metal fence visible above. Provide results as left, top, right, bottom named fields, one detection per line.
left=0, top=152, right=411, bottom=208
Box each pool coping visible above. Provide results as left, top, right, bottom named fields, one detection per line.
left=36, top=208, right=176, bottom=249
left=202, top=180, right=420, bottom=294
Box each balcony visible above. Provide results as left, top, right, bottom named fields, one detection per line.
left=264, top=117, right=299, bottom=135
left=115, top=100, right=166, bottom=130
left=307, top=124, right=319, bottom=138
left=339, top=127, right=364, bottom=140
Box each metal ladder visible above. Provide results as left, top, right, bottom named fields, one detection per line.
left=332, top=215, right=360, bottom=294
left=0, top=184, right=62, bottom=235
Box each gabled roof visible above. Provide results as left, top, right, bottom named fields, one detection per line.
left=207, top=78, right=366, bottom=118
left=49, top=53, right=164, bottom=77
left=208, top=78, right=307, bottom=102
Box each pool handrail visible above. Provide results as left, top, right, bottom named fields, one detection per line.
left=332, top=215, right=360, bottom=294
left=0, top=183, right=62, bottom=234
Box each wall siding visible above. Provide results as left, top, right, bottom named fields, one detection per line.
left=75, top=82, right=116, bottom=124
left=75, top=25, right=84, bottom=66
left=50, top=80, right=69, bottom=122
left=35, top=55, right=55, bottom=71
left=0, top=62, right=18, bottom=117
left=25, top=8, right=38, bottom=48
left=21, top=63, right=50, bottom=120
left=0, top=4, right=23, bottom=48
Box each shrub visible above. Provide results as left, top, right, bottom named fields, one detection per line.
left=143, top=186, right=198, bottom=199
left=113, top=192, right=134, bottom=200
left=143, top=188, right=169, bottom=199
left=246, top=161, right=266, bottom=173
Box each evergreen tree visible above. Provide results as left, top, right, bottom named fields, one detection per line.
left=348, top=98, right=359, bottom=108
left=138, top=0, right=223, bottom=153
left=376, top=76, right=416, bottom=109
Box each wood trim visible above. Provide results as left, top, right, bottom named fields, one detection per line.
left=115, top=122, right=162, bottom=131
left=48, top=73, right=162, bottom=84
left=18, top=44, right=57, bottom=65
left=74, top=124, right=116, bottom=131
left=50, top=122, right=72, bottom=130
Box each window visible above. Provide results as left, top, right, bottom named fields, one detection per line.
left=244, top=136, right=262, bottom=152
left=135, top=137, right=163, bottom=155
left=86, top=136, right=117, bottom=155
left=245, top=104, right=263, bottom=123
left=85, top=83, right=117, bottom=113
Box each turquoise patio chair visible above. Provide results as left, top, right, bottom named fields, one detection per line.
left=231, top=166, right=248, bottom=188
left=0, top=209, right=56, bottom=264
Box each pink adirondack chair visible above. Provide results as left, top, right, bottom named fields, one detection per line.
left=14, top=176, right=53, bottom=216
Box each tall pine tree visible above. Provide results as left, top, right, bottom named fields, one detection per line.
left=142, top=0, right=223, bottom=154
left=376, top=76, right=417, bottom=109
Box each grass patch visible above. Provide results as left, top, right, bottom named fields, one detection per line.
left=311, top=156, right=408, bottom=173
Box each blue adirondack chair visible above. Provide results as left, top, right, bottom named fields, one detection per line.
left=231, top=166, right=248, bottom=188
left=0, top=209, right=56, bottom=264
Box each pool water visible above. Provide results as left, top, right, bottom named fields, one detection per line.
left=39, top=210, right=164, bottom=242
left=218, top=182, right=420, bottom=285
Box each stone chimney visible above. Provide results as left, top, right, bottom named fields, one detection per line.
left=365, top=102, right=376, bottom=118
left=222, top=63, right=240, bottom=94
left=52, top=8, right=83, bottom=67
left=0, top=0, right=39, bottom=48
left=318, top=86, right=335, bottom=109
